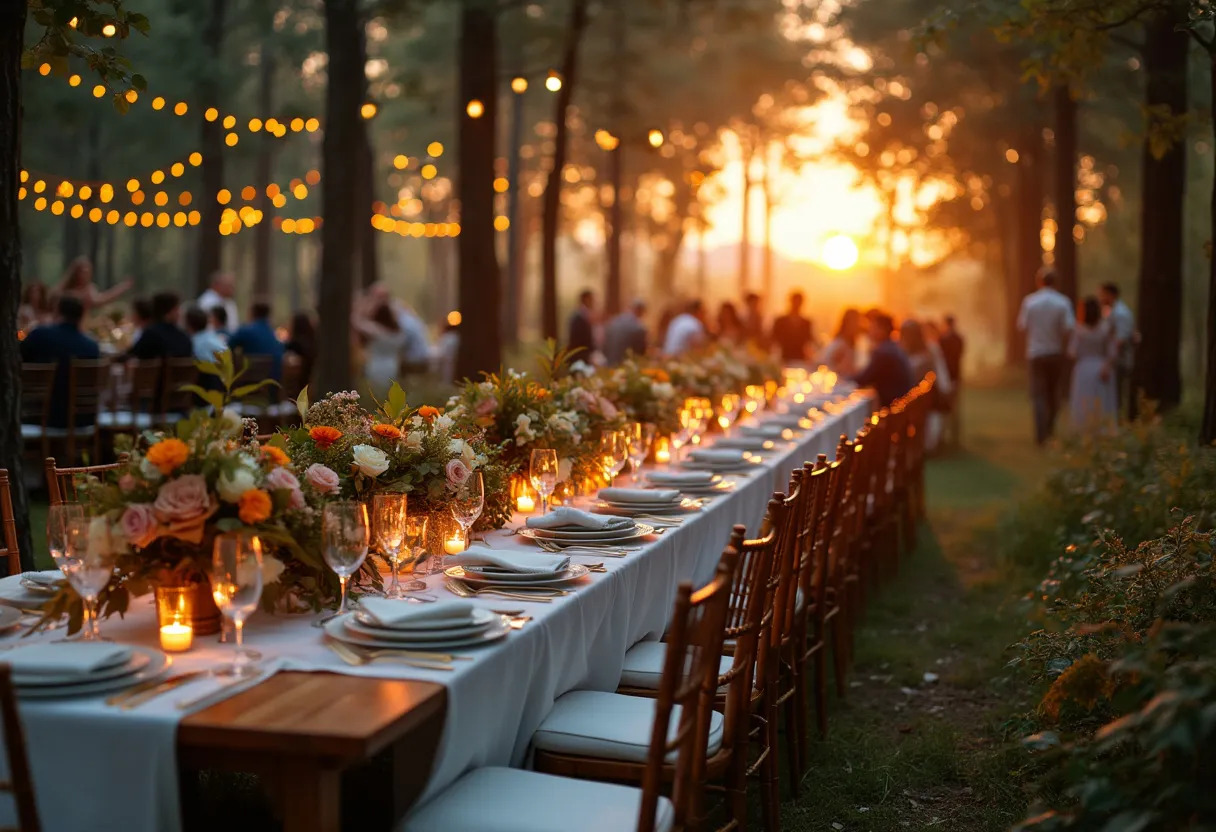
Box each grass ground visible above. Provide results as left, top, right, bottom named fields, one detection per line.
left=779, top=380, right=1050, bottom=831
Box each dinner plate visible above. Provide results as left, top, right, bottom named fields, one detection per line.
left=345, top=615, right=493, bottom=642
left=592, top=501, right=695, bottom=517
left=0, top=575, right=55, bottom=612
left=325, top=614, right=509, bottom=650
left=14, top=647, right=171, bottom=700
left=446, top=564, right=591, bottom=587
left=680, top=460, right=759, bottom=473
left=10, top=649, right=150, bottom=688
left=524, top=523, right=644, bottom=541
left=460, top=565, right=569, bottom=582
left=0, top=606, right=23, bottom=632
left=353, top=607, right=498, bottom=632
left=519, top=524, right=655, bottom=545
left=710, top=437, right=775, bottom=451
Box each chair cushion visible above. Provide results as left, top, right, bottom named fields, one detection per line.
left=619, top=641, right=734, bottom=690
left=532, top=689, right=723, bottom=764
left=41, top=426, right=97, bottom=438
left=399, top=767, right=673, bottom=832
left=20, top=424, right=41, bottom=439
left=97, top=411, right=153, bottom=430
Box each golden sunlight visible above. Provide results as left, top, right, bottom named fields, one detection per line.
left=821, top=234, right=859, bottom=271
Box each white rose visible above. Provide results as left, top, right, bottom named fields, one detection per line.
left=87, top=517, right=115, bottom=557
left=138, top=457, right=163, bottom=482
left=218, top=407, right=244, bottom=437
left=261, top=554, right=287, bottom=585
left=435, top=414, right=454, bottom=431
left=352, top=444, right=390, bottom=478
left=654, top=382, right=675, bottom=399
left=569, top=360, right=594, bottom=377
left=447, top=438, right=467, bottom=458
left=403, top=430, right=424, bottom=451
left=217, top=464, right=258, bottom=503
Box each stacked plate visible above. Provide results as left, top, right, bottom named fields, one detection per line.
left=739, top=423, right=792, bottom=440
left=682, top=448, right=758, bottom=473
left=324, top=599, right=510, bottom=650
left=593, top=487, right=694, bottom=517
left=0, top=570, right=64, bottom=611
left=644, top=471, right=735, bottom=497
left=4, top=643, right=170, bottom=699
left=520, top=508, right=654, bottom=547
left=710, top=435, right=776, bottom=452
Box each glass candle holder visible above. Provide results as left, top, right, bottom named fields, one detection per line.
left=155, top=584, right=194, bottom=652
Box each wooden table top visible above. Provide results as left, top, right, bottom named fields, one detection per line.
left=178, top=671, right=447, bottom=761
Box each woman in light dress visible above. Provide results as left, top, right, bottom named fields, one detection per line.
left=55, top=257, right=132, bottom=317
left=353, top=298, right=407, bottom=393
left=1068, top=296, right=1117, bottom=431
left=818, top=308, right=863, bottom=376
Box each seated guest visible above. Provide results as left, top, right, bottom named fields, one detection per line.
left=18, top=281, right=51, bottom=332
left=208, top=304, right=230, bottom=338
left=852, top=312, right=914, bottom=407
left=129, top=292, right=192, bottom=360
left=663, top=299, right=708, bottom=357
left=184, top=305, right=227, bottom=362
left=228, top=299, right=285, bottom=380
left=129, top=297, right=153, bottom=344
left=603, top=298, right=648, bottom=365
left=20, top=295, right=101, bottom=428
left=285, top=310, right=317, bottom=386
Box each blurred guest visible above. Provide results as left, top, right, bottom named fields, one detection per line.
left=1069, top=296, right=1117, bottom=432
left=184, top=305, right=227, bottom=362
left=285, top=311, right=318, bottom=385
left=771, top=291, right=814, bottom=363
left=366, top=283, right=430, bottom=367
left=433, top=320, right=460, bottom=383
left=129, top=297, right=153, bottom=344
left=743, top=292, right=768, bottom=351
left=1018, top=268, right=1074, bottom=445
left=716, top=301, right=745, bottom=344
left=603, top=298, right=648, bottom=365
left=566, top=289, right=597, bottom=360
left=938, top=315, right=965, bottom=446
left=663, top=299, right=708, bottom=357
left=197, top=272, right=240, bottom=330
left=130, top=292, right=192, bottom=360
left=229, top=300, right=286, bottom=380
left=818, top=307, right=862, bottom=375
left=353, top=296, right=407, bottom=391
left=208, top=304, right=230, bottom=338
left=852, top=312, right=914, bottom=407
left=20, top=295, right=100, bottom=428
left=900, top=319, right=953, bottom=449
left=18, top=281, right=50, bottom=332
left=55, top=257, right=132, bottom=316
left=1099, top=282, right=1137, bottom=420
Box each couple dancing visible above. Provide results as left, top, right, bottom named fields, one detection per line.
left=352, top=284, right=432, bottom=390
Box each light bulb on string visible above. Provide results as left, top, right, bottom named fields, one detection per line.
left=545, top=72, right=562, bottom=92
left=466, top=99, right=484, bottom=118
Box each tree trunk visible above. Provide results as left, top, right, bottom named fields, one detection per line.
left=654, top=181, right=692, bottom=297
left=1014, top=130, right=1044, bottom=364
left=738, top=130, right=753, bottom=296
left=761, top=140, right=774, bottom=310
left=355, top=19, right=377, bottom=290
left=195, top=0, right=227, bottom=296
left=504, top=75, right=524, bottom=346
left=605, top=144, right=623, bottom=317
left=1053, top=85, right=1078, bottom=303
left=0, top=0, right=33, bottom=571
left=540, top=0, right=590, bottom=341
left=316, top=0, right=363, bottom=395
left=86, top=115, right=101, bottom=276
left=455, top=2, right=501, bottom=380
left=1133, top=14, right=1188, bottom=412
left=994, top=191, right=1021, bottom=366
left=252, top=30, right=275, bottom=301
left=1200, top=53, right=1216, bottom=445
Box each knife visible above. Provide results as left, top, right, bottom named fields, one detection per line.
left=106, top=670, right=208, bottom=708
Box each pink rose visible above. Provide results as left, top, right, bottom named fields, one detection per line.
left=596, top=396, right=619, bottom=420
left=118, top=473, right=138, bottom=493
left=153, top=475, right=211, bottom=524
left=119, top=504, right=158, bottom=548
left=304, top=463, right=341, bottom=495
left=446, top=458, right=471, bottom=487
left=288, top=488, right=307, bottom=510
left=265, top=467, right=301, bottom=492
left=475, top=397, right=498, bottom=416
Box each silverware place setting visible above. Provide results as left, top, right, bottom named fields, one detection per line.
left=444, top=578, right=562, bottom=602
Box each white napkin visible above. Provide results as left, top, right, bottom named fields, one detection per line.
left=21, top=571, right=64, bottom=588
left=449, top=546, right=570, bottom=574
left=739, top=424, right=787, bottom=438
left=711, top=436, right=770, bottom=450
left=526, top=507, right=633, bottom=531
left=645, top=471, right=716, bottom=487
left=359, top=598, right=476, bottom=628
left=599, top=487, right=681, bottom=504
left=3, top=643, right=132, bottom=676
left=688, top=448, right=747, bottom=464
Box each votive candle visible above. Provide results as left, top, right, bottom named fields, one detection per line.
left=444, top=532, right=467, bottom=555
left=159, top=622, right=193, bottom=652
left=516, top=494, right=536, bottom=513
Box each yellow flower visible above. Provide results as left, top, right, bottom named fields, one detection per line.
left=372, top=423, right=402, bottom=440
left=237, top=488, right=273, bottom=525
left=145, top=438, right=190, bottom=475
left=309, top=425, right=343, bottom=449
left=417, top=406, right=441, bottom=423
left=261, top=445, right=291, bottom=467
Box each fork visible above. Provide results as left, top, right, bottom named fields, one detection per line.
left=535, top=540, right=630, bottom=557
left=445, top=579, right=559, bottom=602
left=327, top=640, right=454, bottom=671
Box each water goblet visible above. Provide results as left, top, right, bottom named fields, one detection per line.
left=450, top=472, right=485, bottom=552
left=50, top=512, right=117, bottom=641
left=400, top=515, right=429, bottom=588
left=530, top=449, right=559, bottom=514
left=627, top=422, right=656, bottom=483
left=598, top=431, right=629, bottom=486
left=323, top=501, right=370, bottom=618
left=210, top=532, right=264, bottom=677
left=372, top=493, right=410, bottom=599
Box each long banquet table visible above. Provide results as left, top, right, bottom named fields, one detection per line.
left=0, top=393, right=871, bottom=832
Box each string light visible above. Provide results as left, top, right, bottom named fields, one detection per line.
left=545, top=71, right=562, bottom=92
left=465, top=99, right=484, bottom=118
left=648, top=129, right=665, bottom=148
left=361, top=102, right=378, bottom=119
left=427, top=142, right=444, bottom=158
left=511, top=76, right=528, bottom=94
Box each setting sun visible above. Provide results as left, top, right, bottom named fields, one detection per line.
left=822, top=235, right=860, bottom=271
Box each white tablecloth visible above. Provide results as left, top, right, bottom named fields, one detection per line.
left=0, top=394, right=870, bottom=832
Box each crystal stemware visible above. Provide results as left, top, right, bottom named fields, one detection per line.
left=530, top=449, right=559, bottom=514
left=210, top=532, right=264, bottom=677
left=598, top=431, right=629, bottom=486
left=372, top=493, right=410, bottom=599
left=449, top=471, right=485, bottom=551
left=50, top=511, right=116, bottom=641
left=322, top=501, right=370, bottom=617
left=399, top=515, right=429, bottom=589
left=626, top=422, right=656, bottom=483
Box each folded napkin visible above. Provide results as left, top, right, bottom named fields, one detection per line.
left=359, top=598, right=476, bottom=628
left=449, top=546, right=570, bottom=574
left=3, top=643, right=132, bottom=676
left=599, top=487, right=681, bottom=504
left=22, top=570, right=64, bottom=587
left=688, top=448, right=747, bottom=464
left=526, top=507, right=633, bottom=531
left=739, top=424, right=787, bottom=438
left=711, top=436, right=769, bottom=450
left=645, top=471, right=716, bottom=487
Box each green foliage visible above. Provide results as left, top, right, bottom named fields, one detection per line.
left=179, top=349, right=279, bottom=415
left=23, top=0, right=148, bottom=109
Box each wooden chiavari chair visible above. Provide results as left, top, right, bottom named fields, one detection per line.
left=160, top=357, right=201, bottom=428
left=19, top=364, right=55, bottom=462
left=0, top=665, right=41, bottom=832
left=404, top=549, right=738, bottom=832
left=0, top=471, right=21, bottom=578
left=44, top=457, right=126, bottom=507
left=58, top=358, right=110, bottom=465
left=97, top=358, right=162, bottom=439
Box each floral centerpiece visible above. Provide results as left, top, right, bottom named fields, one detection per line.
left=666, top=343, right=753, bottom=402
left=600, top=358, right=681, bottom=436
left=281, top=382, right=514, bottom=531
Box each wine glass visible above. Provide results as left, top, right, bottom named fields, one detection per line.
left=671, top=406, right=694, bottom=463
left=372, top=493, right=410, bottom=599
left=449, top=472, right=485, bottom=552
left=530, top=449, right=559, bottom=514
left=210, top=532, right=264, bottom=677
left=400, top=515, right=429, bottom=587
left=50, top=512, right=116, bottom=641
left=598, top=431, right=629, bottom=486
left=322, top=501, right=370, bottom=618
left=626, top=422, right=657, bottom=483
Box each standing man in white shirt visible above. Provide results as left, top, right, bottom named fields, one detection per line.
left=663, top=299, right=708, bottom=357
left=1018, top=268, right=1075, bottom=445
left=196, top=272, right=240, bottom=333
left=1099, top=282, right=1137, bottom=420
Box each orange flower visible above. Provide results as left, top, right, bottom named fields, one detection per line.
left=643, top=368, right=671, bottom=383
left=309, top=425, right=343, bottom=449
left=261, top=445, right=291, bottom=467
left=145, top=438, right=190, bottom=475
left=417, top=406, right=441, bottom=423
left=238, top=489, right=273, bottom=525
left=372, top=423, right=402, bottom=440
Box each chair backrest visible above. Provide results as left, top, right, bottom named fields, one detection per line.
left=161, top=357, right=200, bottom=417
left=125, top=358, right=164, bottom=420
left=18, top=364, right=54, bottom=428
left=66, top=358, right=111, bottom=431
left=640, top=545, right=738, bottom=832
left=0, top=664, right=41, bottom=831
left=44, top=457, right=125, bottom=507
left=795, top=457, right=834, bottom=627
left=0, top=471, right=20, bottom=578
left=280, top=354, right=306, bottom=409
